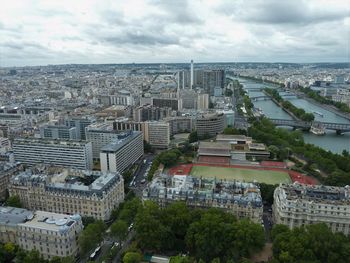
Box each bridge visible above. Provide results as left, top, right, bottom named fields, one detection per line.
left=251, top=94, right=297, bottom=101
left=269, top=119, right=350, bottom=134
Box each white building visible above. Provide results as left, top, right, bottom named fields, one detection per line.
left=100, top=130, right=143, bottom=174
left=273, top=183, right=350, bottom=235
left=13, top=138, right=93, bottom=170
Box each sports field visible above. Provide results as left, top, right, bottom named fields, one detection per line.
left=190, top=165, right=291, bottom=185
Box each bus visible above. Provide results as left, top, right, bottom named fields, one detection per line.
left=89, top=246, right=101, bottom=261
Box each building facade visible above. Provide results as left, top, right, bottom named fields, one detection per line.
left=40, top=125, right=77, bottom=140
left=65, top=116, right=95, bottom=140
left=195, top=112, right=225, bottom=138
left=143, top=175, right=263, bottom=223
left=100, top=130, right=143, bottom=174
left=8, top=167, right=124, bottom=220
left=273, top=183, right=350, bottom=235
left=0, top=206, right=83, bottom=260
left=0, top=163, right=22, bottom=201
left=13, top=138, right=93, bottom=170
left=85, top=123, right=122, bottom=160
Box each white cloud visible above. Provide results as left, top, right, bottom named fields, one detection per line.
left=0, top=0, right=349, bottom=66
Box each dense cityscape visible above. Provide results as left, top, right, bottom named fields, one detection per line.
left=1, top=1, right=350, bottom=263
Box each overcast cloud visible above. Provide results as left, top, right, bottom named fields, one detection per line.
left=0, top=0, right=349, bottom=66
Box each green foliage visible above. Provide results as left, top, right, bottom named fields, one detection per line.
left=110, top=220, right=128, bottom=242
left=78, top=220, right=106, bottom=254
left=134, top=201, right=264, bottom=262
left=188, top=130, right=198, bottom=143
left=264, top=88, right=315, bottom=121
left=259, top=183, right=278, bottom=205
left=144, top=140, right=154, bottom=153
left=118, top=197, right=142, bottom=224
left=272, top=223, right=350, bottom=263
left=81, top=216, right=95, bottom=227
left=223, top=127, right=247, bottom=135
left=123, top=252, right=142, bottom=263
left=299, top=86, right=350, bottom=113
left=5, top=195, right=22, bottom=208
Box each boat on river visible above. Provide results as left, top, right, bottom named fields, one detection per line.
left=313, top=111, right=324, bottom=117
left=310, top=123, right=325, bottom=135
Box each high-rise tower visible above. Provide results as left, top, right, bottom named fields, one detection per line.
left=190, top=60, right=194, bottom=89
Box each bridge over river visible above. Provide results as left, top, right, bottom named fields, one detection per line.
left=269, top=119, right=350, bottom=134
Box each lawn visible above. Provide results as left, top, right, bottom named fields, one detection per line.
left=190, top=165, right=291, bottom=185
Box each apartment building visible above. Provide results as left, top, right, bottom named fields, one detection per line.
left=100, top=130, right=143, bottom=173
left=113, top=119, right=170, bottom=149
left=40, top=125, right=77, bottom=140
left=143, top=175, right=263, bottom=223
left=273, top=183, right=350, bottom=235
left=13, top=138, right=93, bottom=170
left=85, top=122, right=122, bottom=160
left=0, top=163, right=22, bottom=201
left=196, top=112, right=225, bottom=137
left=8, top=166, right=124, bottom=220
left=0, top=206, right=83, bottom=260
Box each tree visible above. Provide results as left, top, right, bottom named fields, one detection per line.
left=111, top=220, right=128, bottom=243
left=188, top=130, right=198, bottom=143
left=78, top=220, right=106, bottom=254
left=225, top=89, right=233, bottom=97
left=123, top=252, right=142, bottom=263
left=5, top=195, right=22, bottom=208
left=82, top=216, right=95, bottom=227
left=144, top=140, right=153, bottom=153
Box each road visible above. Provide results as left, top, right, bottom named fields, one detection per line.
left=83, top=154, right=156, bottom=263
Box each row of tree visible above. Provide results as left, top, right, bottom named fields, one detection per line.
left=299, top=86, right=350, bottom=113
left=134, top=201, right=265, bottom=262
left=264, top=88, right=315, bottom=121
left=0, top=242, right=75, bottom=263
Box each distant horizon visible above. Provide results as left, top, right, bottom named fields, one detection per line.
left=1, top=0, right=349, bottom=67
left=1, top=61, right=350, bottom=69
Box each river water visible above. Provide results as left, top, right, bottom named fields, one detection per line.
left=237, top=78, right=350, bottom=154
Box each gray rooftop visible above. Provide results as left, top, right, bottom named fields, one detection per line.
left=0, top=206, right=33, bottom=227
left=101, top=130, right=142, bottom=152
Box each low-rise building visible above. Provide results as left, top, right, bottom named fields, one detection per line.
left=273, top=183, right=350, bottom=235
left=143, top=175, right=263, bottom=223
left=9, top=166, right=124, bottom=220
left=0, top=206, right=83, bottom=260
left=100, top=130, right=143, bottom=174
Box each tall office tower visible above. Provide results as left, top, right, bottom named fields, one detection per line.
left=13, top=138, right=93, bottom=170
left=190, top=60, right=194, bottom=89
left=197, top=93, right=209, bottom=110
left=203, top=70, right=225, bottom=95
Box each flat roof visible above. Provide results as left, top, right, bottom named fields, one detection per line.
left=18, top=211, right=80, bottom=232
left=216, top=134, right=252, bottom=141
left=0, top=206, right=34, bottom=227
left=199, top=141, right=230, bottom=150
left=13, top=137, right=91, bottom=147
left=101, top=130, right=142, bottom=152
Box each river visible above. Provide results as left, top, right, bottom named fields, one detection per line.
left=236, top=78, right=350, bottom=154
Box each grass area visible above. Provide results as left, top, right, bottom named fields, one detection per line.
left=190, top=166, right=291, bottom=185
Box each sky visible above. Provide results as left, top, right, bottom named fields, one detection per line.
left=0, top=0, right=349, bottom=66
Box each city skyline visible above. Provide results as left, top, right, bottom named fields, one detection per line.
left=1, top=0, right=349, bottom=66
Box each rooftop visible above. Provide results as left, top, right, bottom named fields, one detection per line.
left=13, top=137, right=91, bottom=147
left=280, top=183, right=350, bottom=205
left=144, top=175, right=262, bottom=207
left=18, top=210, right=81, bottom=233
left=0, top=206, right=34, bottom=227
left=101, top=130, right=142, bottom=152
